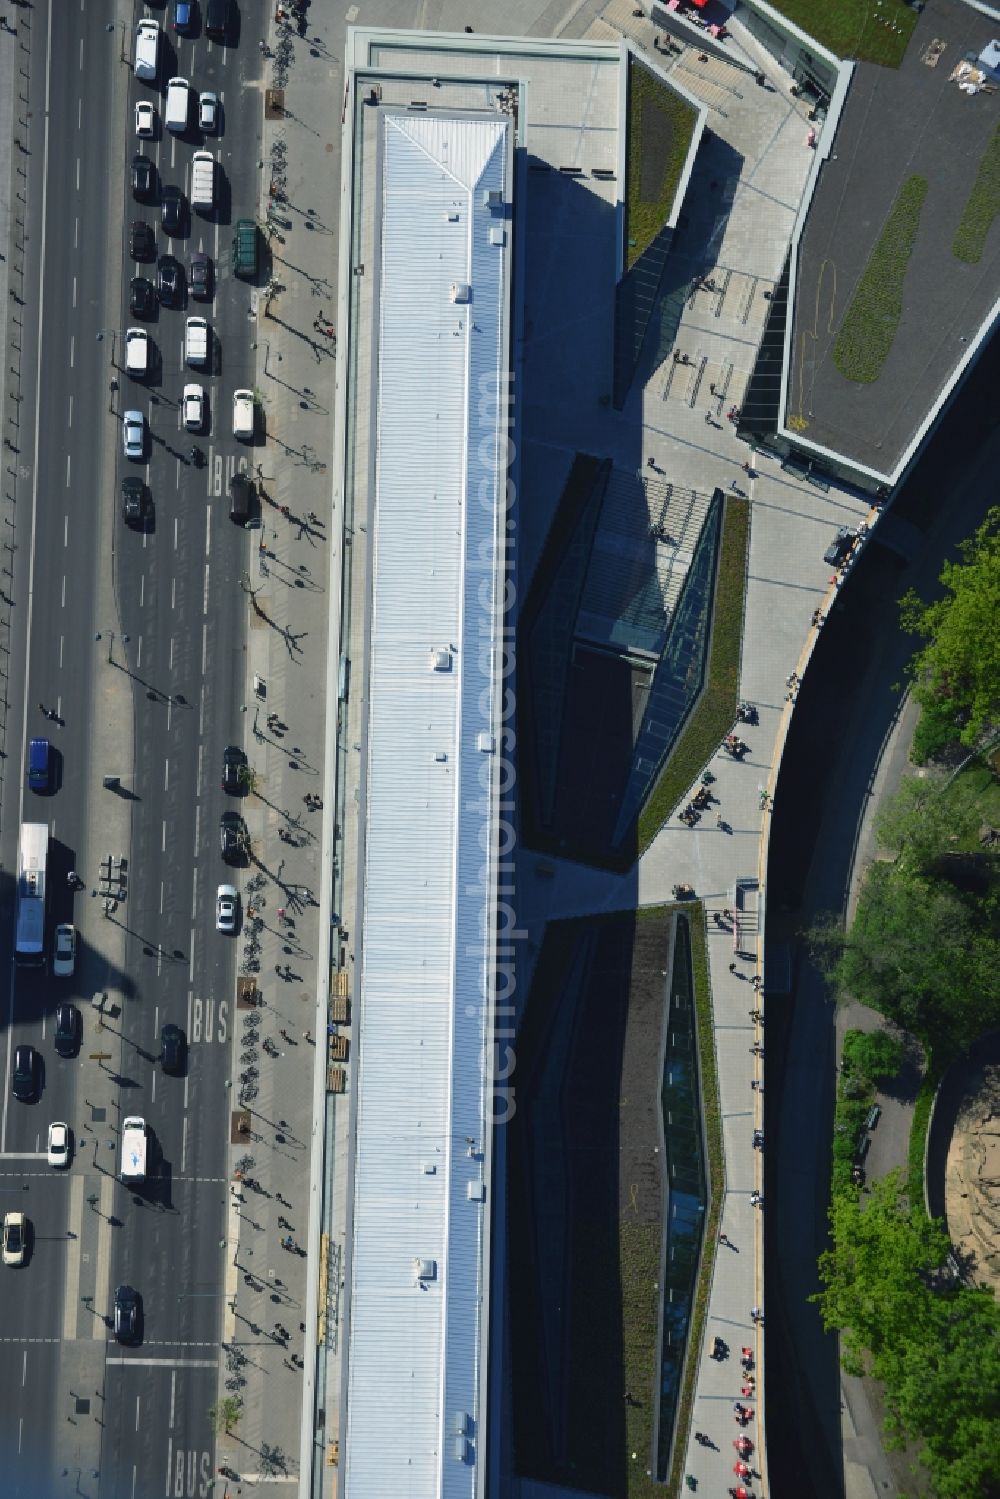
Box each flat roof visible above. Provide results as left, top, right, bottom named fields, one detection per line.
left=344, top=109, right=510, bottom=1499
left=786, top=0, right=1000, bottom=479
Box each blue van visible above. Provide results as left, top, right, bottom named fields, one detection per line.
left=27, top=738, right=51, bottom=792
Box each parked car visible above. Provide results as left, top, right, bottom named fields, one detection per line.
left=216, top=884, right=238, bottom=934
left=12, top=1044, right=38, bottom=1102
left=122, top=477, right=150, bottom=527
left=157, top=254, right=183, bottom=307
left=199, top=91, right=218, bottom=132
left=123, top=410, right=145, bottom=460
left=183, top=383, right=205, bottom=431
left=220, top=810, right=247, bottom=863
left=52, top=923, right=76, bottom=978
left=114, top=1285, right=142, bottom=1344
left=160, top=1023, right=186, bottom=1075
left=131, top=153, right=155, bottom=202
left=161, top=185, right=186, bottom=236
left=54, top=1003, right=81, bottom=1059
left=130, top=276, right=156, bottom=319
left=189, top=251, right=213, bottom=301
left=222, top=744, right=246, bottom=794
left=229, top=473, right=253, bottom=525
left=135, top=100, right=156, bottom=138
left=130, top=220, right=155, bottom=262
left=2, top=1212, right=28, bottom=1267
left=47, top=1122, right=71, bottom=1169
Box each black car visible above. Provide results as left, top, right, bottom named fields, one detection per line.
left=157, top=255, right=183, bottom=307
left=220, top=809, right=247, bottom=863
left=114, top=1285, right=142, bottom=1345
left=131, top=153, right=155, bottom=202
left=129, top=277, right=156, bottom=319
left=161, top=186, right=186, bottom=236
left=12, top=1044, right=37, bottom=1102
left=54, top=1003, right=81, bottom=1059
left=222, top=744, right=247, bottom=794
left=121, top=478, right=150, bottom=528
left=130, top=220, right=155, bottom=262
left=823, top=526, right=856, bottom=567
left=160, top=1023, right=186, bottom=1075
left=189, top=251, right=212, bottom=301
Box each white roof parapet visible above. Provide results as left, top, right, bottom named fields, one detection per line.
left=344, top=108, right=511, bottom=1499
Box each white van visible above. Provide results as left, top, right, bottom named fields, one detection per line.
left=165, top=77, right=190, bottom=134
left=135, top=20, right=159, bottom=82
left=185, top=316, right=209, bottom=367
left=232, top=390, right=254, bottom=440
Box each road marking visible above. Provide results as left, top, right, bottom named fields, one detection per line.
left=203, top=563, right=210, bottom=616
left=61, top=574, right=66, bottom=608
left=181, top=1116, right=188, bottom=1176
left=63, top=515, right=68, bottom=547
left=62, top=1173, right=83, bottom=1340
left=166, top=1436, right=173, bottom=1498
left=135, top=1395, right=140, bottom=1431
left=137, top=635, right=142, bottom=670
left=173, top=517, right=179, bottom=553
left=162, top=820, right=167, bottom=853
left=194, top=803, right=200, bottom=849
left=68, top=394, right=73, bottom=429
left=18, top=1417, right=22, bottom=1453
left=201, top=622, right=208, bottom=675
left=59, top=635, right=64, bottom=669
left=169, top=1370, right=176, bottom=1429
left=132, top=1464, right=137, bottom=1499
left=21, top=1349, right=27, bottom=1386
left=0, top=1152, right=47, bottom=1161
left=65, top=453, right=70, bottom=489
left=205, top=503, right=211, bottom=559
left=189, top=928, right=196, bottom=985
left=140, top=574, right=144, bottom=609
left=92, top=1173, right=115, bottom=1342
left=164, top=757, right=169, bottom=792
left=105, top=1357, right=219, bottom=1367
left=160, top=882, right=164, bottom=916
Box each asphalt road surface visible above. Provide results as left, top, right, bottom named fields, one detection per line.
left=0, top=3, right=267, bottom=1494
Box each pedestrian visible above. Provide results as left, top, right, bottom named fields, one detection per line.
left=646, top=457, right=655, bottom=469
left=709, top=383, right=717, bottom=395
left=716, top=814, right=724, bottom=829
left=751, top=1305, right=761, bottom=1322
left=719, top=1232, right=729, bottom=1246
left=704, top=411, right=714, bottom=426
left=750, top=1078, right=760, bottom=1091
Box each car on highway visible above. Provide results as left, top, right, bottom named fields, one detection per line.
left=189, top=251, right=212, bottom=301
left=52, top=923, right=76, bottom=978
left=129, top=276, right=156, bottom=319
left=157, top=254, right=183, bottom=307
left=173, top=0, right=195, bottom=33
left=135, top=100, right=156, bottom=138
left=27, top=736, right=52, bottom=792
left=130, top=220, right=155, bottom=262
left=232, top=389, right=254, bottom=440
left=12, top=1045, right=38, bottom=1102
left=47, top=1122, right=71, bottom=1169
left=198, top=91, right=219, bottom=132
left=161, top=185, right=186, bottom=236
left=2, top=1212, right=28, bottom=1267
left=182, top=383, right=205, bottom=431
left=121, top=477, right=150, bottom=528
left=229, top=473, right=254, bottom=525
left=216, top=884, right=239, bottom=934
left=220, top=809, right=247, bottom=863
left=131, top=153, right=155, bottom=203
left=123, top=410, right=145, bottom=460
left=160, top=1023, right=186, bottom=1075
left=824, top=526, right=856, bottom=567
left=54, top=1003, right=81, bottom=1059
left=114, top=1285, right=142, bottom=1344
left=222, top=744, right=247, bottom=794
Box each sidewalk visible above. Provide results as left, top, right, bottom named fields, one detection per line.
left=213, top=12, right=344, bottom=1491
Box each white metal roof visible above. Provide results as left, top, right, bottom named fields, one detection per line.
left=344, top=110, right=510, bottom=1499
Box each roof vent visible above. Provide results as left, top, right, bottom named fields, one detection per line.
left=483, top=188, right=503, bottom=209
left=467, top=1180, right=485, bottom=1202
left=430, top=648, right=452, bottom=671
left=453, top=1436, right=471, bottom=1463
left=450, top=282, right=471, bottom=304
left=414, top=1257, right=437, bottom=1283
left=423, top=1162, right=437, bottom=1175
left=477, top=731, right=494, bottom=753
left=489, top=226, right=505, bottom=247
left=446, top=210, right=459, bottom=223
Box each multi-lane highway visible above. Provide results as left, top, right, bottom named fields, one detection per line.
left=0, top=3, right=266, bottom=1493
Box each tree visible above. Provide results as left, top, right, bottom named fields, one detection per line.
left=873, top=774, right=979, bottom=875
left=209, top=1396, right=242, bottom=1435
left=900, top=506, right=1000, bottom=749
left=841, top=1029, right=904, bottom=1084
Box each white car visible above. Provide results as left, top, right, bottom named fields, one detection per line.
left=198, top=91, right=218, bottom=132
left=2, top=1212, right=27, bottom=1266
left=47, top=1122, right=71, bottom=1169
left=183, top=383, right=205, bottom=432
left=123, top=410, right=144, bottom=459
left=216, top=884, right=238, bottom=934
left=53, top=923, right=76, bottom=978
left=134, top=100, right=156, bottom=138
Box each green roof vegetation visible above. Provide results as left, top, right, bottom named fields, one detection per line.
left=764, top=0, right=917, bottom=67
left=626, top=57, right=698, bottom=269
left=832, top=175, right=927, bottom=384
left=955, top=125, right=1000, bottom=261
left=637, top=497, right=749, bottom=854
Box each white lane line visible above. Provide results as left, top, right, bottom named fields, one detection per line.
left=68, top=394, right=73, bottom=429
left=160, top=882, right=164, bottom=915
left=65, top=453, right=70, bottom=488
left=62, top=1174, right=83, bottom=1340
left=205, top=503, right=211, bottom=559
left=59, top=636, right=64, bottom=669
left=75, top=155, right=80, bottom=191
left=74, top=214, right=79, bottom=250
left=173, top=516, right=179, bottom=551
left=105, top=1357, right=220, bottom=1368
left=91, top=1174, right=115, bottom=1342
left=18, top=1418, right=22, bottom=1454
left=161, top=820, right=166, bottom=854
left=169, top=637, right=175, bottom=671
left=70, top=331, right=75, bottom=364
left=189, top=927, right=196, bottom=985
left=63, top=514, right=68, bottom=548
left=181, top=1115, right=188, bottom=1176
left=21, top=1349, right=27, bottom=1387
left=164, top=758, right=169, bottom=793
left=140, top=575, right=144, bottom=609
left=171, top=576, right=176, bottom=610
left=165, top=1437, right=173, bottom=1499
left=202, top=563, right=210, bottom=616
left=201, top=622, right=207, bottom=675
left=169, top=1370, right=176, bottom=1429
left=193, top=803, right=200, bottom=849
left=135, top=1395, right=140, bottom=1431
left=167, top=699, right=172, bottom=733
left=136, top=635, right=142, bottom=671
left=197, top=741, right=203, bottom=790
left=61, top=575, right=65, bottom=609
left=131, top=1465, right=137, bottom=1499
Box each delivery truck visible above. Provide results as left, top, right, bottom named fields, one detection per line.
left=191, top=151, right=214, bottom=212
left=121, top=1117, right=147, bottom=1183
left=185, top=315, right=209, bottom=367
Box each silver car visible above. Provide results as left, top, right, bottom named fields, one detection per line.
left=123, top=409, right=144, bottom=459
left=198, top=91, right=218, bottom=133
left=216, top=883, right=238, bottom=934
